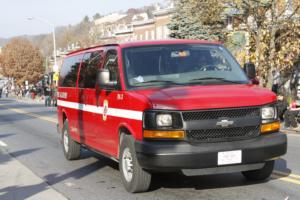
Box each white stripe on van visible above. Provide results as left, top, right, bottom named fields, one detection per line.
left=57, top=100, right=143, bottom=121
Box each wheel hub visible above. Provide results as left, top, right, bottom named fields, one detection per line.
left=63, top=130, right=69, bottom=153
left=122, top=147, right=133, bottom=182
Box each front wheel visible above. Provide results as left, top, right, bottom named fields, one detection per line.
left=119, top=134, right=152, bottom=193
left=242, top=160, right=275, bottom=181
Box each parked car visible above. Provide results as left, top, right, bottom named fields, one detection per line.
left=57, top=40, right=287, bottom=193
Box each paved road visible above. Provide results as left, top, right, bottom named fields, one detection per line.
left=0, top=99, right=299, bottom=200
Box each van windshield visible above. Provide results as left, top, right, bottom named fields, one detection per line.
left=122, top=44, right=249, bottom=89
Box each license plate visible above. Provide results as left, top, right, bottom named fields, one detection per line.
left=218, top=150, right=242, bottom=166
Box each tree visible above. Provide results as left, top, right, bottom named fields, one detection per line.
left=169, top=0, right=225, bottom=40
left=227, top=0, right=300, bottom=87
left=93, top=13, right=102, bottom=21
left=170, top=0, right=300, bottom=87
left=83, top=15, right=90, bottom=23
left=0, top=38, right=44, bottom=85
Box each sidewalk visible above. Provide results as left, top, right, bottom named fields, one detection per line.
left=0, top=147, right=68, bottom=200
left=281, top=128, right=300, bottom=134
left=13, top=96, right=45, bottom=105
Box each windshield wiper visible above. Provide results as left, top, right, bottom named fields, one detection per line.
left=189, top=77, right=244, bottom=84
left=133, top=80, right=185, bottom=86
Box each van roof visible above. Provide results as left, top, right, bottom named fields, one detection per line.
left=66, top=39, right=222, bottom=56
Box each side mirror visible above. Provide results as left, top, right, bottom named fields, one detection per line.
left=244, top=63, right=256, bottom=80
left=97, top=69, right=117, bottom=88
left=251, top=78, right=260, bottom=85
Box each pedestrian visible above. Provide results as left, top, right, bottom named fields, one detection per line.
left=272, top=69, right=281, bottom=94
left=0, top=86, right=2, bottom=98
left=51, top=85, right=58, bottom=107
left=17, top=85, right=23, bottom=99
left=44, top=84, right=51, bottom=107
left=283, top=102, right=299, bottom=129
left=3, top=86, right=8, bottom=98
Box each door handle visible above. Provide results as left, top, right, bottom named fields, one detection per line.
left=80, top=94, right=86, bottom=103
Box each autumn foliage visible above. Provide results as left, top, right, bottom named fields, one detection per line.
left=0, top=38, right=44, bottom=85
left=170, top=0, right=300, bottom=87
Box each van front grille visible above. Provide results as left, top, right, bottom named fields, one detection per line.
left=182, top=107, right=260, bottom=121
left=186, top=126, right=260, bottom=142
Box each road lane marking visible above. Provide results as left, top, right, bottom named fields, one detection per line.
left=287, top=133, right=300, bottom=137
left=273, top=170, right=300, bottom=180
left=0, top=104, right=57, bottom=124
left=0, top=140, right=7, bottom=147
left=271, top=174, right=300, bottom=185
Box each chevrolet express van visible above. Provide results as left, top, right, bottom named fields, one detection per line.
left=57, top=40, right=287, bottom=193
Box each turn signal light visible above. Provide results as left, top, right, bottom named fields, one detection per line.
left=261, top=121, right=280, bottom=134
left=143, top=130, right=185, bottom=139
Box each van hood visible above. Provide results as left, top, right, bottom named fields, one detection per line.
left=133, top=84, right=276, bottom=110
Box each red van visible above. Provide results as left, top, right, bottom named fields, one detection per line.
left=57, top=40, right=287, bottom=193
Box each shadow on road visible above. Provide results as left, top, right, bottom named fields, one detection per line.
left=44, top=158, right=117, bottom=185
left=0, top=182, right=55, bottom=200
left=10, top=148, right=42, bottom=158
left=0, top=146, right=293, bottom=198
left=0, top=156, right=116, bottom=200
left=0, top=110, right=56, bottom=125
left=0, top=133, right=15, bottom=139
left=0, top=147, right=42, bottom=167
left=274, top=158, right=291, bottom=174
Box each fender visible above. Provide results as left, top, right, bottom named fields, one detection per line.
left=117, top=122, right=142, bottom=157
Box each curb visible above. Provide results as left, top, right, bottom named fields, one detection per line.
left=5, top=97, right=44, bottom=105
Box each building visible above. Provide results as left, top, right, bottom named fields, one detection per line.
left=91, top=13, right=128, bottom=44
left=91, top=1, right=175, bottom=44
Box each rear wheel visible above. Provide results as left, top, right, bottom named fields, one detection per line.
left=119, top=134, right=152, bottom=193
left=242, top=160, right=275, bottom=181
left=62, top=120, right=81, bottom=160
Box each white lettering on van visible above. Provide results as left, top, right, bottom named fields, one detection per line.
left=58, top=92, right=68, bottom=99
left=117, top=94, right=124, bottom=100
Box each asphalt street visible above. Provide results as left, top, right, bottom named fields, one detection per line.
left=0, top=98, right=299, bottom=200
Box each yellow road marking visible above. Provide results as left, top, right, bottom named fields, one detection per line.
left=0, top=104, right=57, bottom=124
left=271, top=174, right=300, bottom=185
left=273, top=170, right=300, bottom=180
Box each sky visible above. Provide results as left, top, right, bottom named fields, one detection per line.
left=0, top=0, right=164, bottom=38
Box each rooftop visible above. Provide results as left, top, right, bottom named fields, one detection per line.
left=94, top=13, right=127, bottom=25
left=67, top=39, right=222, bottom=56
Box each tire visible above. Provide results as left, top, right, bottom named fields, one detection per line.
left=119, top=134, right=152, bottom=193
left=62, top=120, right=81, bottom=160
left=242, top=160, right=275, bottom=181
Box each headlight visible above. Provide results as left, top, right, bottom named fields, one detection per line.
left=143, top=111, right=183, bottom=130
left=261, top=106, right=276, bottom=120
left=156, top=114, right=172, bottom=127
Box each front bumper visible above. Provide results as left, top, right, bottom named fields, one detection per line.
left=135, top=132, right=287, bottom=171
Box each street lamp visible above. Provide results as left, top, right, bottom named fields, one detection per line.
left=27, top=17, right=57, bottom=69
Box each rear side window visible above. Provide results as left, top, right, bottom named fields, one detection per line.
left=78, top=51, right=103, bottom=89
left=59, top=54, right=83, bottom=87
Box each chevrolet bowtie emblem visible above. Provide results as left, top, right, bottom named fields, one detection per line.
left=216, top=119, right=234, bottom=128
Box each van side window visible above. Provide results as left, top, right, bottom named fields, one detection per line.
left=103, top=50, right=119, bottom=85
left=79, top=51, right=102, bottom=88
left=59, top=54, right=82, bottom=87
